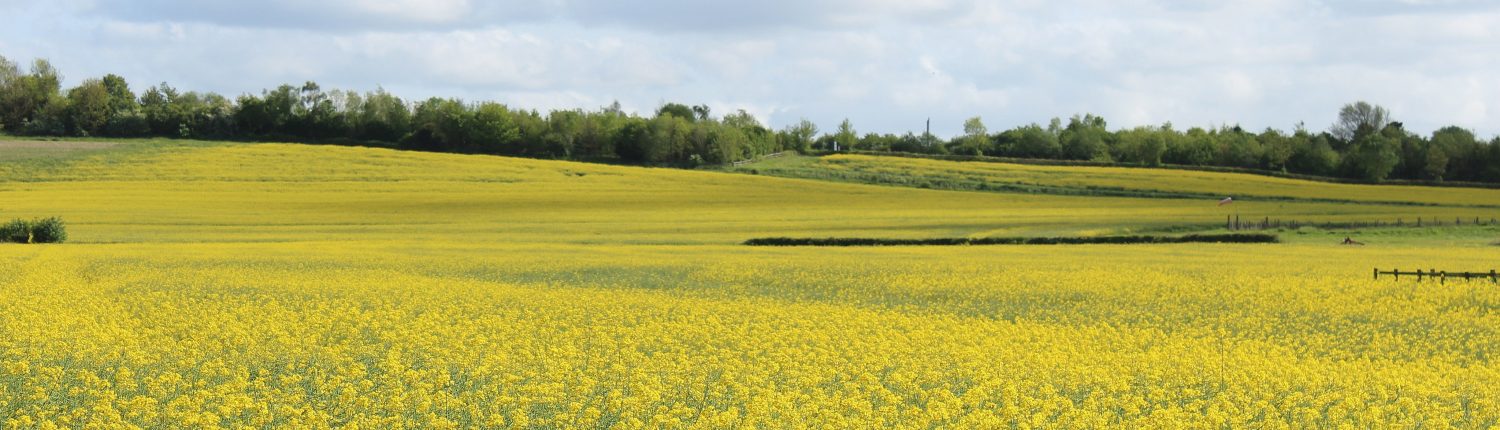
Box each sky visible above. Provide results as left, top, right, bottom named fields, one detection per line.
left=2, top=0, right=1497, bottom=138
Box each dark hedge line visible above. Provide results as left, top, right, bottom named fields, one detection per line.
left=743, top=233, right=1278, bottom=246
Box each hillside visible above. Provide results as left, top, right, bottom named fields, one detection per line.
left=2, top=140, right=1494, bottom=245
left=733, top=153, right=1500, bottom=208
left=3, top=139, right=1499, bottom=428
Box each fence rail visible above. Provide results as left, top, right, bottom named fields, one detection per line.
left=1228, top=215, right=1498, bottom=231
left=731, top=151, right=787, bottom=167
left=1374, top=268, right=1498, bottom=284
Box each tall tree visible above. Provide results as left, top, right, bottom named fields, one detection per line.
left=0, top=58, right=62, bottom=132
left=955, top=116, right=988, bottom=155
left=65, top=79, right=111, bottom=136
left=833, top=118, right=856, bottom=151
left=780, top=119, right=818, bottom=153
left=1329, top=101, right=1390, bottom=143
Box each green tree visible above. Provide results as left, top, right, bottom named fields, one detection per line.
left=1009, top=124, right=1060, bottom=159
left=65, top=79, right=111, bottom=136
left=656, top=103, right=696, bottom=122
left=955, top=116, right=988, bottom=155
left=1343, top=129, right=1400, bottom=181
left=1113, top=126, right=1166, bottom=166
left=1258, top=128, right=1294, bottom=171
left=780, top=119, right=818, bottom=153
left=1285, top=131, right=1339, bottom=176
left=833, top=118, right=856, bottom=151
left=1427, top=126, right=1476, bottom=180
left=1060, top=113, right=1109, bottom=161
left=1330, top=101, right=1389, bottom=144
left=0, top=58, right=62, bottom=132
left=140, top=82, right=192, bottom=136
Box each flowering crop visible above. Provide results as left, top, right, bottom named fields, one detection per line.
left=1, top=142, right=1496, bottom=428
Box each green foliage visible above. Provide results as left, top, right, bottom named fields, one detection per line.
left=0, top=219, right=28, bottom=243
left=833, top=119, right=856, bottom=152
left=29, top=217, right=66, bottom=243
left=2, top=52, right=1499, bottom=183
left=1344, top=131, right=1401, bottom=181
left=780, top=119, right=818, bottom=153
left=0, top=217, right=66, bottom=244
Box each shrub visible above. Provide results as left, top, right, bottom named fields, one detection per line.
left=0, top=217, right=68, bottom=244
left=0, top=219, right=28, bottom=243
left=29, top=217, right=66, bottom=243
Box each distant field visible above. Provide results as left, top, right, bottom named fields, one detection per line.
left=2, top=139, right=1497, bottom=427
left=0, top=139, right=120, bottom=162
left=2, top=141, right=1493, bottom=244
left=734, top=153, right=1500, bottom=208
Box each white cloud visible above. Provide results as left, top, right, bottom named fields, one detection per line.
left=3, top=0, right=1499, bottom=137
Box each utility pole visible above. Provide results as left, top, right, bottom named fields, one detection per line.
left=918, top=118, right=930, bottom=148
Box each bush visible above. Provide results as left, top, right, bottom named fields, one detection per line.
left=29, top=217, right=66, bottom=243
left=0, top=219, right=29, bottom=243
left=0, top=217, right=67, bottom=244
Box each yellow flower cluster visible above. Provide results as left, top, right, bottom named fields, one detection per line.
left=2, top=242, right=1496, bottom=428
left=1, top=141, right=1497, bottom=428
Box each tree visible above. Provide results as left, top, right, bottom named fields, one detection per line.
left=1215, top=126, right=1262, bottom=168
left=1166, top=128, right=1217, bottom=166
left=404, top=97, right=469, bottom=152
left=1113, top=126, right=1166, bottom=166
left=613, top=117, right=651, bottom=162
left=955, top=116, right=988, bottom=155
left=1008, top=124, right=1060, bottom=159
left=833, top=118, right=856, bottom=151
left=65, top=79, right=112, bottom=136
left=1258, top=128, right=1294, bottom=171
left=0, top=58, right=62, bottom=132
left=544, top=109, right=582, bottom=157
left=1330, top=101, right=1389, bottom=143
left=1343, top=131, right=1400, bottom=181
left=100, top=74, right=136, bottom=114
left=656, top=103, right=695, bottom=121
left=1285, top=131, right=1339, bottom=176
left=140, top=82, right=190, bottom=136
left=1060, top=113, right=1110, bottom=161
left=471, top=102, right=523, bottom=154
left=780, top=119, right=818, bottom=153
left=1427, top=126, right=1476, bottom=180
left=96, top=74, right=147, bottom=136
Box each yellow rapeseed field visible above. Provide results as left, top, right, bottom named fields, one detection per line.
left=2, top=141, right=1498, bottom=428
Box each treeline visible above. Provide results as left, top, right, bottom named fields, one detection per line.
left=3, top=54, right=1499, bottom=182
left=850, top=109, right=1500, bottom=183
left=0, top=55, right=808, bottom=165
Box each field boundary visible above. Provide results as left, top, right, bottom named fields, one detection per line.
left=825, top=150, right=1500, bottom=190
left=735, top=161, right=1500, bottom=209
left=744, top=233, right=1278, bottom=246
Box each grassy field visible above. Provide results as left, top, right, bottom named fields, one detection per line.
left=2, top=140, right=1498, bottom=428
left=732, top=153, right=1500, bottom=208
